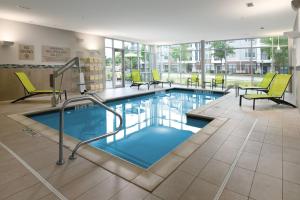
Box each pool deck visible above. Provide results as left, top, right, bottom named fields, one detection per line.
left=0, top=86, right=300, bottom=200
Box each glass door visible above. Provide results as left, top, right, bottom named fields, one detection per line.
left=113, top=49, right=125, bottom=88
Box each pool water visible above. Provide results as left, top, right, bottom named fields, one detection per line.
left=29, top=89, right=223, bottom=168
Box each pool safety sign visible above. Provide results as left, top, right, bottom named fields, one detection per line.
left=19, top=44, right=34, bottom=60
left=42, top=45, right=71, bottom=62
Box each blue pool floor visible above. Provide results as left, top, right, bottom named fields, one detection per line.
left=30, top=89, right=222, bottom=168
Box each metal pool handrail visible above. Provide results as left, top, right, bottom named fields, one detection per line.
left=56, top=95, right=123, bottom=165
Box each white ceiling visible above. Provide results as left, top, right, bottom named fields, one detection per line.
left=0, top=0, right=296, bottom=44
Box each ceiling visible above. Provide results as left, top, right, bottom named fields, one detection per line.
left=0, top=0, right=296, bottom=44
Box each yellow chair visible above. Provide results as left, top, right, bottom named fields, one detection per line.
left=130, top=69, right=149, bottom=90
left=240, top=74, right=296, bottom=110
left=12, top=71, right=67, bottom=103
left=151, top=68, right=171, bottom=88
left=212, top=74, right=225, bottom=90
left=187, top=73, right=200, bottom=87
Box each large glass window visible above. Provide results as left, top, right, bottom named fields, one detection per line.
left=105, top=38, right=155, bottom=88
left=158, top=36, right=289, bottom=87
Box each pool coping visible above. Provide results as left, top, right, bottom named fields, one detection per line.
left=7, top=87, right=231, bottom=192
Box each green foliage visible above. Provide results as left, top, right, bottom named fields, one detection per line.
left=261, top=37, right=288, bottom=71
left=170, top=44, right=190, bottom=61
left=210, top=41, right=234, bottom=63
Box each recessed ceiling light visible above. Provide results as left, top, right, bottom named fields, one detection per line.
left=246, top=2, right=254, bottom=7
left=17, top=5, right=31, bottom=10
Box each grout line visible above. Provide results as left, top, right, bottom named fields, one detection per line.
left=212, top=118, right=258, bottom=200
left=248, top=121, right=266, bottom=199
left=0, top=141, right=68, bottom=200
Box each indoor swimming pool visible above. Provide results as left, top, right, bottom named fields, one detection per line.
left=29, top=89, right=223, bottom=168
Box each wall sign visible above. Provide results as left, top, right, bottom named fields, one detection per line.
left=19, top=44, right=34, bottom=60
left=42, top=45, right=71, bottom=62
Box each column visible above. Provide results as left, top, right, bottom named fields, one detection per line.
left=200, top=40, right=205, bottom=88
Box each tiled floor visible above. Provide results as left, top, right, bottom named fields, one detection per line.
left=0, top=86, right=300, bottom=200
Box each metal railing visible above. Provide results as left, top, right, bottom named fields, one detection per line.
left=50, top=57, right=80, bottom=107
left=56, top=94, right=123, bottom=165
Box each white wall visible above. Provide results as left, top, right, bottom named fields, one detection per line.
left=0, top=18, right=105, bottom=65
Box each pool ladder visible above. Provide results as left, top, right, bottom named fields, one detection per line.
left=56, top=94, right=123, bottom=165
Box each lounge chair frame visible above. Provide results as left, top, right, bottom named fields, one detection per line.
left=187, top=73, right=200, bottom=87
left=151, top=69, right=171, bottom=88
left=130, top=70, right=150, bottom=90
left=130, top=82, right=150, bottom=90
left=237, top=73, right=276, bottom=95
left=12, top=72, right=67, bottom=103
left=211, top=74, right=225, bottom=90
left=239, top=74, right=296, bottom=110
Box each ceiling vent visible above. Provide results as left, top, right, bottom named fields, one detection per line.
left=246, top=2, right=254, bottom=7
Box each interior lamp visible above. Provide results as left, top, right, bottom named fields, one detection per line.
left=276, top=36, right=280, bottom=51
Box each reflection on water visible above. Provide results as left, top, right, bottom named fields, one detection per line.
left=30, top=89, right=222, bottom=168
left=103, top=90, right=219, bottom=144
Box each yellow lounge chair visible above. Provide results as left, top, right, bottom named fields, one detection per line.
left=12, top=71, right=67, bottom=103
left=151, top=68, right=171, bottom=88
left=237, top=72, right=276, bottom=95
left=212, top=74, right=225, bottom=90
left=187, top=73, right=200, bottom=87
left=239, top=74, right=296, bottom=110
left=130, top=69, right=149, bottom=90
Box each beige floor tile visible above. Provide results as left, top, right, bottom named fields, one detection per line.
left=109, top=183, right=149, bottom=200
left=132, top=171, right=163, bottom=191
left=180, top=178, right=218, bottom=200
left=178, top=153, right=210, bottom=176
left=283, top=137, right=300, bottom=150
left=0, top=173, right=40, bottom=199
left=47, top=161, right=97, bottom=188
left=4, top=183, right=52, bottom=200
left=77, top=145, right=112, bottom=165
left=223, top=135, right=245, bottom=149
left=219, top=189, right=248, bottom=200
left=0, top=162, right=29, bottom=185
left=188, top=132, right=209, bottom=145
left=213, top=145, right=239, bottom=164
left=250, top=173, right=282, bottom=200
left=283, top=180, right=300, bottom=200
left=264, top=133, right=282, bottom=146
left=0, top=149, right=15, bottom=163
left=237, top=152, right=259, bottom=171
left=249, top=131, right=265, bottom=143
left=201, top=125, right=218, bottom=135
left=253, top=124, right=267, bottom=133
left=283, top=147, right=300, bottom=165
left=144, top=194, right=162, bottom=200
left=153, top=170, right=194, bottom=200
left=173, top=141, right=199, bottom=158
left=208, top=133, right=229, bottom=146
left=59, top=167, right=112, bottom=199
left=198, top=159, right=230, bottom=186
left=76, top=175, right=129, bottom=200
left=260, top=143, right=282, bottom=160
left=266, top=126, right=282, bottom=135
left=283, top=161, right=300, bottom=184
left=257, top=156, right=282, bottom=178
left=243, top=140, right=262, bottom=155
left=102, top=157, right=142, bottom=181
left=194, top=141, right=221, bottom=158
left=150, top=153, right=184, bottom=178
left=21, top=147, right=61, bottom=170
left=225, top=167, right=254, bottom=196
left=37, top=155, right=86, bottom=179
left=39, top=194, right=60, bottom=200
